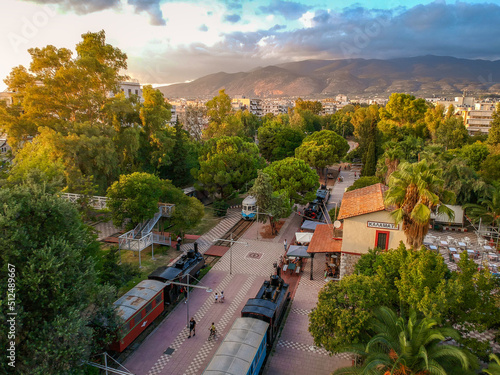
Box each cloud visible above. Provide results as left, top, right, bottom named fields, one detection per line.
left=224, top=13, right=241, bottom=23
left=258, top=0, right=312, bottom=20
left=130, top=2, right=500, bottom=85
left=21, top=0, right=166, bottom=25
left=199, top=24, right=208, bottom=32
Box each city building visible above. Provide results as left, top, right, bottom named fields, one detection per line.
left=462, top=102, right=498, bottom=135
left=261, top=99, right=293, bottom=116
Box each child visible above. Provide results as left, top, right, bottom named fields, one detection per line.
left=214, top=292, right=218, bottom=303
left=219, top=291, right=224, bottom=303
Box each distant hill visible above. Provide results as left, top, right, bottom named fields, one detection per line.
left=157, top=55, right=500, bottom=99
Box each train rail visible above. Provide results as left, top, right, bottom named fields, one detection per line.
left=213, top=219, right=253, bottom=247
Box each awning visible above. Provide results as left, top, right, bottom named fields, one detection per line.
left=295, top=232, right=313, bottom=244
left=287, top=245, right=311, bottom=258
left=301, top=220, right=323, bottom=231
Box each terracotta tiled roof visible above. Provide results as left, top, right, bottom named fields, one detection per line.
left=337, top=183, right=389, bottom=220
left=307, top=224, right=343, bottom=253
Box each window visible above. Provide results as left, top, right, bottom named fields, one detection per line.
left=129, top=318, right=134, bottom=330
left=155, top=293, right=162, bottom=307
left=145, top=302, right=153, bottom=314
left=375, top=230, right=390, bottom=250
left=135, top=89, right=139, bottom=95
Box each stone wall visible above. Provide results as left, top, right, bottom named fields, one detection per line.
left=340, top=252, right=361, bottom=279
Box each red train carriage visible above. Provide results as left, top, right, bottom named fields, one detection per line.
left=110, top=280, right=165, bottom=352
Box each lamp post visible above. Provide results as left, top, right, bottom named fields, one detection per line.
left=164, top=276, right=213, bottom=328
left=212, top=234, right=248, bottom=275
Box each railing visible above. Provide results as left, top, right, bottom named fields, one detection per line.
left=61, top=193, right=108, bottom=210
left=118, top=231, right=171, bottom=251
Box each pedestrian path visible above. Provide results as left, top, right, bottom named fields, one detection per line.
left=264, top=254, right=352, bottom=375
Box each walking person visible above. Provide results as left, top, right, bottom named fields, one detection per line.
left=181, top=286, right=188, bottom=303
left=284, top=239, right=287, bottom=252
left=188, top=317, right=196, bottom=338
left=219, top=291, right=224, bottom=303
left=214, top=292, right=218, bottom=303
left=209, top=322, right=217, bottom=340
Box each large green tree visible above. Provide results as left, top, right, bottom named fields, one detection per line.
left=435, top=116, right=469, bottom=149
left=205, top=89, right=232, bottom=125
left=107, top=172, right=165, bottom=229
left=263, top=157, right=319, bottom=204
left=295, top=130, right=349, bottom=170
left=0, top=184, right=117, bottom=374
left=380, top=93, right=428, bottom=126
left=248, top=171, right=292, bottom=235
left=384, top=160, right=455, bottom=248
left=257, top=123, right=304, bottom=162
left=193, top=136, right=264, bottom=200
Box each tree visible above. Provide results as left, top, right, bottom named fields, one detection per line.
left=425, top=103, right=445, bottom=140
left=484, top=354, right=500, bottom=375
left=460, top=141, right=490, bottom=171
left=361, top=140, right=376, bottom=176
left=295, top=98, right=323, bottom=115
left=106, top=172, right=164, bottom=229
left=257, top=123, right=304, bottom=162
left=295, top=130, right=349, bottom=171
left=435, top=116, right=469, bottom=149
left=1, top=30, right=127, bottom=146
left=480, top=153, right=500, bottom=182
left=464, top=182, right=500, bottom=226
left=440, top=157, right=487, bottom=206
left=0, top=184, right=117, bottom=374
left=309, top=274, right=391, bottom=354
left=248, top=171, right=292, bottom=235
left=376, top=145, right=404, bottom=185
left=263, top=157, right=319, bottom=204
left=203, top=113, right=245, bottom=139
left=346, top=176, right=380, bottom=192
left=487, top=103, right=500, bottom=145
left=380, top=93, right=428, bottom=126
left=333, top=307, right=476, bottom=375
left=179, top=104, right=206, bottom=141
left=193, top=136, right=264, bottom=200
left=205, top=89, right=232, bottom=125
left=384, top=160, right=455, bottom=248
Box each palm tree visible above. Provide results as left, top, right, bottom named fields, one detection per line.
left=334, top=306, right=475, bottom=375
left=465, top=181, right=500, bottom=227
left=483, top=354, right=500, bottom=375
left=384, top=159, right=455, bottom=248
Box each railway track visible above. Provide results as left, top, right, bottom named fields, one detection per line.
left=213, top=219, right=254, bottom=247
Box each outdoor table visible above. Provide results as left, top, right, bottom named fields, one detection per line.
left=452, top=254, right=460, bottom=262
left=429, top=245, right=438, bottom=251
left=287, top=263, right=296, bottom=274
left=440, top=240, right=449, bottom=247
left=467, top=249, right=477, bottom=259
left=458, top=242, right=467, bottom=248
left=488, top=253, right=499, bottom=261
left=484, top=245, right=493, bottom=251
left=449, top=247, right=457, bottom=253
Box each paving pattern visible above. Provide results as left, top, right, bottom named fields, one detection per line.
left=181, top=210, right=242, bottom=254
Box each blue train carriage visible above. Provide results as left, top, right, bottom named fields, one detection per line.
left=148, top=246, right=205, bottom=304
left=241, top=275, right=290, bottom=346
left=242, top=195, right=257, bottom=220
left=202, top=317, right=269, bottom=375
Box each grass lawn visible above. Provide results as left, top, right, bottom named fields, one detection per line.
left=108, top=243, right=181, bottom=295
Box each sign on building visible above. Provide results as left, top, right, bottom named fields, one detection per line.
left=367, top=221, right=399, bottom=230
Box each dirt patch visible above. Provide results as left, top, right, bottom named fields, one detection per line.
left=259, top=220, right=286, bottom=239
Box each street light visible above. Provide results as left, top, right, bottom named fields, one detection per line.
left=164, top=275, right=213, bottom=328
left=212, top=233, right=248, bottom=275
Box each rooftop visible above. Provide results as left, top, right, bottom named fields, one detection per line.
left=338, top=183, right=388, bottom=220
left=307, top=224, right=343, bottom=254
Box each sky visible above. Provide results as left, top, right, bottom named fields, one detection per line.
left=1, top=0, right=500, bottom=90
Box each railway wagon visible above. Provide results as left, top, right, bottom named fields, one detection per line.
left=202, top=317, right=269, bottom=375
left=148, top=246, right=205, bottom=304
left=241, top=275, right=290, bottom=346
left=110, top=279, right=165, bottom=352
left=242, top=195, right=257, bottom=220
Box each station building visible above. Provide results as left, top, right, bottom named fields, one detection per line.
left=307, top=183, right=406, bottom=279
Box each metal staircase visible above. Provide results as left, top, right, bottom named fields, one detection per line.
left=119, top=203, right=175, bottom=252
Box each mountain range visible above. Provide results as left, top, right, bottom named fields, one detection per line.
left=157, top=55, right=500, bottom=99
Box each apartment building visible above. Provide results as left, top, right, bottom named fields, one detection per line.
left=463, top=102, right=498, bottom=135
left=231, top=96, right=263, bottom=117
left=261, top=99, right=293, bottom=116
